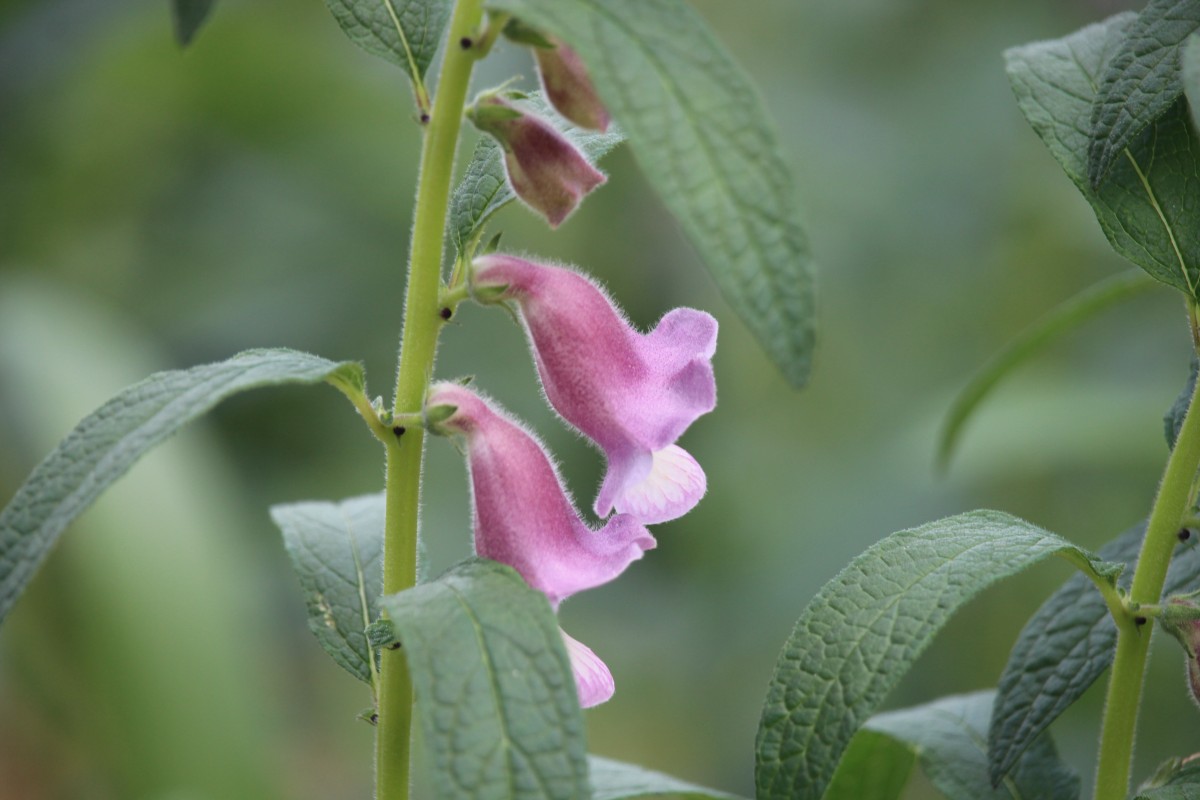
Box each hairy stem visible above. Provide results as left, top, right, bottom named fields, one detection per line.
left=376, top=2, right=483, bottom=798
left=1094, top=309, right=1200, bottom=800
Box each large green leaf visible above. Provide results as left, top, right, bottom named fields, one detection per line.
left=325, top=0, right=451, bottom=81
left=1087, top=0, right=1200, bottom=186
left=988, top=522, right=1200, bottom=784
left=485, top=0, right=816, bottom=388
left=833, top=692, right=1078, bottom=800
left=450, top=93, right=624, bottom=256
left=171, top=0, right=217, bottom=46
left=588, top=756, right=744, bottom=800
left=271, top=493, right=385, bottom=686
left=1006, top=14, right=1200, bottom=297
left=0, top=348, right=362, bottom=625
left=381, top=558, right=589, bottom=800
left=754, top=510, right=1118, bottom=800
left=938, top=270, right=1155, bottom=470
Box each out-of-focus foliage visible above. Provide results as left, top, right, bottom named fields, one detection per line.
left=0, top=0, right=1187, bottom=798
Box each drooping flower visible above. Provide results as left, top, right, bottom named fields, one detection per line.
left=425, top=382, right=655, bottom=706
left=534, top=39, right=610, bottom=132
left=471, top=254, right=717, bottom=525
left=466, top=94, right=605, bottom=228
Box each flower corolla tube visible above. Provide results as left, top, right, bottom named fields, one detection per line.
left=472, top=253, right=717, bottom=524
left=426, top=381, right=656, bottom=706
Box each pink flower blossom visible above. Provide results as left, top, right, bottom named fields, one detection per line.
left=426, top=382, right=655, bottom=707
left=467, top=94, right=605, bottom=228
left=534, top=39, right=611, bottom=132
left=472, top=254, right=717, bottom=524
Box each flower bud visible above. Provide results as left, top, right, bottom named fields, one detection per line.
left=467, top=94, right=606, bottom=228
left=534, top=39, right=610, bottom=132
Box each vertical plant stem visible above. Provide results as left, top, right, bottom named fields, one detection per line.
left=1094, top=305, right=1200, bottom=800
left=376, top=2, right=483, bottom=798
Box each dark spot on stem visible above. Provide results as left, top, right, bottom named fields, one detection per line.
left=419, top=112, right=430, bottom=124
left=387, top=641, right=402, bottom=651
left=1181, top=528, right=1192, bottom=542
left=392, top=425, right=406, bottom=437
left=1135, top=616, right=1148, bottom=626
left=460, top=37, right=473, bottom=49
left=440, top=307, right=453, bottom=320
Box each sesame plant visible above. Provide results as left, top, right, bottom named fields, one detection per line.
left=5, top=0, right=1200, bottom=799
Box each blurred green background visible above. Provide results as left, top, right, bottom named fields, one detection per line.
left=0, top=0, right=1193, bottom=797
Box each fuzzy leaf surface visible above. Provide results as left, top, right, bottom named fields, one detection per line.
left=325, top=0, right=450, bottom=80
left=1007, top=13, right=1200, bottom=297
left=486, top=0, right=817, bottom=387
left=754, top=510, right=1117, bottom=800
left=450, top=93, right=623, bottom=255
left=989, top=522, right=1200, bottom=784
left=171, top=0, right=217, bottom=45
left=272, top=493, right=384, bottom=684
left=588, top=756, right=744, bottom=800
left=0, top=349, right=360, bottom=626
left=381, top=559, right=588, bottom=800
left=1087, top=0, right=1200, bottom=185
left=864, top=692, right=1078, bottom=800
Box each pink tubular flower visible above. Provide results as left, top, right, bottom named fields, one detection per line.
left=472, top=254, right=717, bottom=525
left=534, top=39, right=611, bottom=132
left=426, top=382, right=656, bottom=707
left=467, top=94, right=605, bottom=228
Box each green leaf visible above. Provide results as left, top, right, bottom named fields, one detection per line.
left=1166, top=355, right=1200, bottom=450
left=325, top=0, right=451, bottom=81
left=754, top=510, right=1118, bottom=800
left=588, top=756, right=745, bottom=800
left=857, top=692, right=1079, bottom=800
left=938, top=270, right=1155, bottom=471
left=271, top=493, right=385, bottom=686
left=0, top=348, right=362, bottom=626
left=485, top=0, right=817, bottom=388
left=450, top=93, right=624, bottom=256
left=989, top=521, right=1200, bottom=784
left=381, top=558, right=589, bottom=800
left=823, top=730, right=915, bottom=800
left=1087, top=0, right=1200, bottom=187
left=1006, top=13, right=1200, bottom=297
left=170, top=0, right=217, bottom=46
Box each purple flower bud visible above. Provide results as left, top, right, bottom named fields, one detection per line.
left=426, top=382, right=653, bottom=707
left=534, top=39, right=611, bottom=132
left=468, top=95, right=606, bottom=228
left=472, top=254, right=717, bottom=524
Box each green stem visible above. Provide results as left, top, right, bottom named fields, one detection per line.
left=1093, top=306, right=1200, bottom=800
left=376, top=2, right=483, bottom=798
